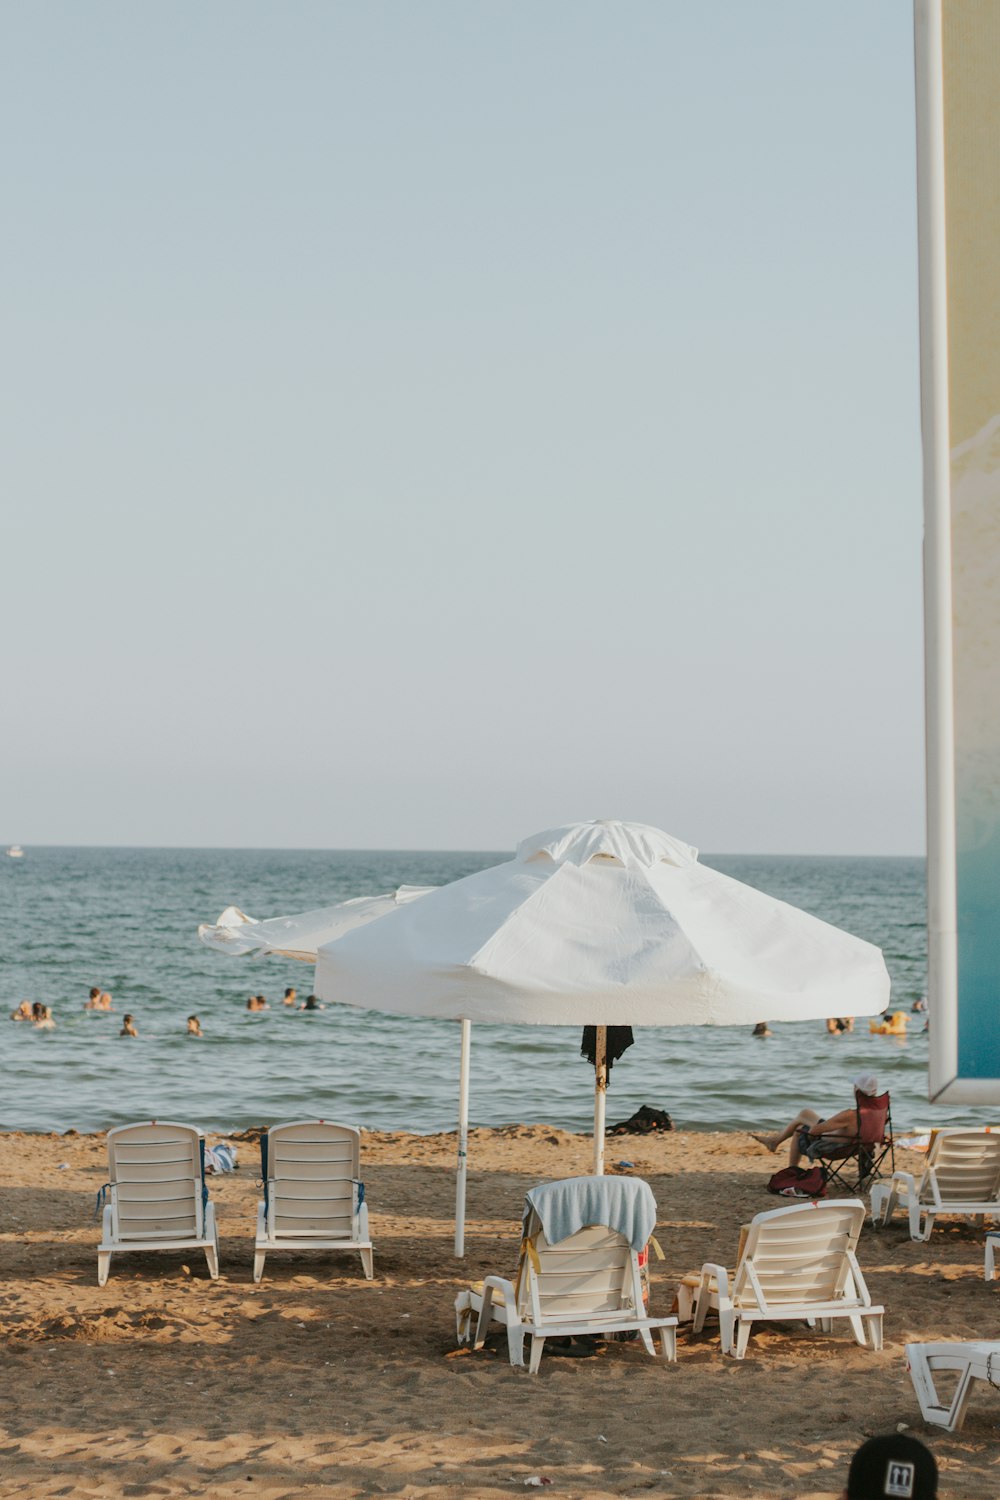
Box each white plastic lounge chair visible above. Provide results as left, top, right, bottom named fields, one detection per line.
left=906, top=1341, right=1000, bottom=1432
left=870, top=1128, right=1000, bottom=1242
left=97, top=1120, right=219, bottom=1286
left=254, top=1120, right=373, bottom=1282
left=682, top=1199, right=883, bottom=1359
left=454, top=1175, right=677, bottom=1373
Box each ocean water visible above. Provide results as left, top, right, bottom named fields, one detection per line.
left=0, top=846, right=981, bottom=1136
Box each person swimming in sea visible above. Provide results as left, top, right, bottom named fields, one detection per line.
left=119, top=1013, right=138, bottom=1037
left=246, top=994, right=268, bottom=1011
left=186, top=1015, right=203, bottom=1036
left=32, top=1004, right=56, bottom=1030
left=283, top=987, right=297, bottom=1007
left=300, top=994, right=324, bottom=1011
left=86, top=986, right=113, bottom=1011
left=10, top=1001, right=32, bottom=1022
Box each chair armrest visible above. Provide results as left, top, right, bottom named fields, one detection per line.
left=701, top=1262, right=730, bottom=1299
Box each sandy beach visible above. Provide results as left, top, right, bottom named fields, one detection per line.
left=0, top=1125, right=995, bottom=1499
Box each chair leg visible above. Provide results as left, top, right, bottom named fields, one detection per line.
left=676, top=1284, right=695, bottom=1323
left=253, top=1249, right=266, bottom=1284
left=847, top=1314, right=867, bottom=1347
left=908, top=1196, right=925, bottom=1241
left=868, top=1311, right=883, bottom=1352
left=97, top=1251, right=111, bottom=1287
left=359, top=1246, right=374, bottom=1280
left=718, top=1306, right=735, bottom=1355
left=528, top=1336, right=545, bottom=1374
left=658, top=1325, right=677, bottom=1363
left=733, top=1319, right=752, bottom=1360
left=205, top=1234, right=220, bottom=1281
left=473, top=1284, right=497, bottom=1350
left=506, top=1326, right=525, bottom=1368
left=986, top=1238, right=997, bottom=1283
left=948, top=1362, right=978, bottom=1432
left=455, top=1291, right=472, bottom=1343
left=638, top=1324, right=656, bottom=1357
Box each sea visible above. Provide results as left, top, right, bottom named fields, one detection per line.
left=0, top=846, right=986, bottom=1137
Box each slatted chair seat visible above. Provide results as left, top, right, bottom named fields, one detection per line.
left=254, top=1121, right=373, bottom=1281
left=683, top=1199, right=883, bottom=1359
left=97, top=1121, right=219, bottom=1285
left=871, top=1129, right=1000, bottom=1241
left=454, top=1175, right=677, bottom=1374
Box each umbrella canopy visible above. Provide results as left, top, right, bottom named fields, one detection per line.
left=197, top=886, right=433, bottom=962
left=314, top=820, right=890, bottom=1023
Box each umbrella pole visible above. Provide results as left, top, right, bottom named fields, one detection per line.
left=593, top=1024, right=607, bottom=1175
left=455, top=1018, right=472, bottom=1257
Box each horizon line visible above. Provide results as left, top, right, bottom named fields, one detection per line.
left=3, top=841, right=927, bottom=859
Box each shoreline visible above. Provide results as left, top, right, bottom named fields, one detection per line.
left=0, top=1124, right=991, bottom=1498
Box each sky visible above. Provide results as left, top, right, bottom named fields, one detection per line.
left=2, top=2, right=924, bottom=855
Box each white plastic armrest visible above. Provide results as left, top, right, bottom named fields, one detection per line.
left=890, top=1170, right=917, bottom=1198
left=480, top=1274, right=517, bottom=1324
left=694, top=1262, right=729, bottom=1332
left=357, top=1201, right=370, bottom=1240
left=255, top=1199, right=266, bottom=1237
left=846, top=1251, right=871, bottom=1305
left=101, top=1203, right=114, bottom=1240
left=702, top=1262, right=729, bottom=1297
left=204, top=1200, right=217, bottom=1237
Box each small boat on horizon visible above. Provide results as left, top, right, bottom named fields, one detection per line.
left=6, top=845, right=25, bottom=858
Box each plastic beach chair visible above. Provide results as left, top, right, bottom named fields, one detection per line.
left=906, top=1341, right=1000, bottom=1432
left=870, top=1128, right=1000, bottom=1241
left=96, top=1120, right=219, bottom=1286
left=254, top=1120, right=373, bottom=1282
left=810, top=1090, right=894, bottom=1194
left=681, top=1199, right=883, bottom=1359
left=454, top=1174, right=677, bottom=1373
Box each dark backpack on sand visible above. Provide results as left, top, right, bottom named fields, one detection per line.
left=766, top=1164, right=827, bottom=1198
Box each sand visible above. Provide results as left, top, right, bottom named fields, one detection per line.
left=0, top=1125, right=997, bottom=1499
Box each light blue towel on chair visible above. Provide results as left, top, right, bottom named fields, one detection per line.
left=524, top=1175, right=657, bottom=1251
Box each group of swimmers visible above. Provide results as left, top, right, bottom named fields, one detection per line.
left=9, top=1000, right=56, bottom=1029
left=10, top=983, right=326, bottom=1036
left=246, top=986, right=324, bottom=1012
left=752, top=998, right=928, bottom=1040
left=9, top=988, right=163, bottom=1037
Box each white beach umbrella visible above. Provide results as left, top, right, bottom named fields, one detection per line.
left=197, top=887, right=433, bottom=962
left=312, top=820, right=891, bottom=1253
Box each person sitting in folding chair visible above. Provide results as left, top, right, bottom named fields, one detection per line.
left=752, top=1073, right=888, bottom=1179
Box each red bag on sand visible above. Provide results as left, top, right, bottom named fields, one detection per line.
left=766, top=1165, right=826, bottom=1198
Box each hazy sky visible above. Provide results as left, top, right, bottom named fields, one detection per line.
left=3, top=2, right=924, bottom=854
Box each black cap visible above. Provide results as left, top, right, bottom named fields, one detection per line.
left=847, top=1435, right=937, bottom=1500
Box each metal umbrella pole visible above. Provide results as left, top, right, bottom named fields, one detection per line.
left=454, top=1018, right=472, bottom=1256
left=593, top=1024, right=608, bottom=1175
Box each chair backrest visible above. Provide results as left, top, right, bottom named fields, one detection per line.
left=265, top=1121, right=360, bottom=1238
left=518, top=1208, right=639, bottom=1327
left=856, top=1091, right=890, bottom=1146
left=923, top=1129, right=1000, bottom=1204
left=736, top=1200, right=866, bottom=1309
left=107, top=1121, right=204, bottom=1241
